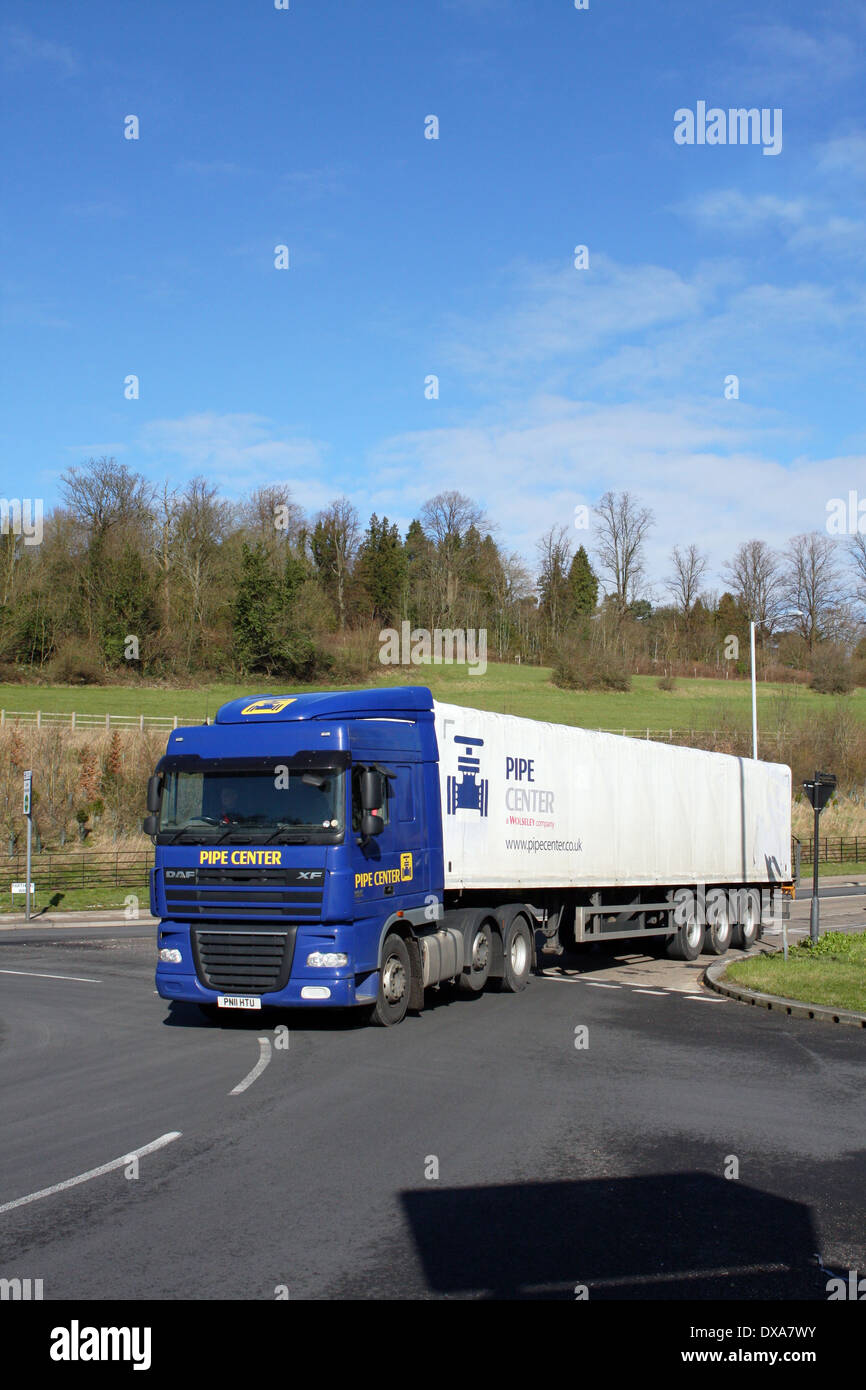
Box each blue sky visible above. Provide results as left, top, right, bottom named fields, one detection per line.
left=2, top=0, right=864, bottom=591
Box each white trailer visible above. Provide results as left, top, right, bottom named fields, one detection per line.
left=433, top=701, right=792, bottom=973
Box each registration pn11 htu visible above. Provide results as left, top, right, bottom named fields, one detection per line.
left=148, top=687, right=793, bottom=1026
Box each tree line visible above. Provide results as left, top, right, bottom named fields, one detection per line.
left=1, top=456, right=864, bottom=687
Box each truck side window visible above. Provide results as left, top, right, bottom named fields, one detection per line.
left=351, top=766, right=391, bottom=832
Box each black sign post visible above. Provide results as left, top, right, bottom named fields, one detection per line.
left=802, top=771, right=836, bottom=945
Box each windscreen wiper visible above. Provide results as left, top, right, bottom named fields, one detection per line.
left=259, top=825, right=314, bottom=843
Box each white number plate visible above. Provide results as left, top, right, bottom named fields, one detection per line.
left=217, top=995, right=261, bottom=1010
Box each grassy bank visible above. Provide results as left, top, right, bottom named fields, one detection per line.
left=724, top=932, right=866, bottom=1012
left=5, top=885, right=151, bottom=914
left=1, top=664, right=864, bottom=732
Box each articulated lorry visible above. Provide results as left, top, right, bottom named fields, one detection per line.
left=148, top=686, right=793, bottom=1026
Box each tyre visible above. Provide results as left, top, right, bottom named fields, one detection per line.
left=371, top=932, right=412, bottom=1026
left=705, top=894, right=733, bottom=956
left=458, top=917, right=492, bottom=995
left=491, top=914, right=533, bottom=992
left=665, top=912, right=705, bottom=961
left=732, top=890, right=761, bottom=950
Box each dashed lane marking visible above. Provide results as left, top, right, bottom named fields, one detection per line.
left=0, top=1131, right=181, bottom=1215
left=0, top=968, right=101, bottom=983
left=229, top=1036, right=272, bottom=1095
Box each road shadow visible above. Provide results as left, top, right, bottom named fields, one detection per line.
left=400, top=1173, right=825, bottom=1299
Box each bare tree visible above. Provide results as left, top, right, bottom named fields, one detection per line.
left=536, top=524, right=572, bottom=642
left=60, top=457, right=155, bottom=543
left=665, top=544, right=708, bottom=617
left=847, top=533, right=866, bottom=612
left=419, top=490, right=487, bottom=621
left=781, top=532, right=844, bottom=653
left=240, top=484, right=305, bottom=561
left=311, top=497, right=359, bottom=630
left=593, top=490, right=654, bottom=618
left=173, top=478, right=228, bottom=658
left=721, top=539, right=783, bottom=637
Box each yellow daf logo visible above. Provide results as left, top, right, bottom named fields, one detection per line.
left=240, top=698, right=297, bottom=715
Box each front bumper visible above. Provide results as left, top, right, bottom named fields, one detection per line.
left=155, top=919, right=377, bottom=1008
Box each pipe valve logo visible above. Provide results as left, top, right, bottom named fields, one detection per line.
left=446, top=734, right=489, bottom=817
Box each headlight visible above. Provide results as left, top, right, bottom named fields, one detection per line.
left=306, top=951, right=348, bottom=968
left=158, top=948, right=182, bottom=963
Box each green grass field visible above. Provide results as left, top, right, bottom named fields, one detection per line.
left=724, top=932, right=866, bottom=1012
left=1, top=662, right=861, bottom=732
left=6, top=886, right=147, bottom=914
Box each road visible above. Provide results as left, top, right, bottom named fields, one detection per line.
left=0, top=895, right=863, bottom=1301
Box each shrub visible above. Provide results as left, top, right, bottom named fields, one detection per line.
left=810, top=651, right=854, bottom=695
left=552, top=646, right=631, bottom=692
left=47, top=640, right=104, bottom=685
left=657, top=674, right=677, bottom=691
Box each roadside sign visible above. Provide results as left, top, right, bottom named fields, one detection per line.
left=11, top=882, right=35, bottom=896
left=803, top=772, right=836, bottom=812
left=23, top=770, right=32, bottom=816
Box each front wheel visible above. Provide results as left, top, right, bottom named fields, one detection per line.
left=371, top=933, right=412, bottom=1026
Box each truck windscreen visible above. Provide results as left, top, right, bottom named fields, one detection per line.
left=158, top=767, right=345, bottom=842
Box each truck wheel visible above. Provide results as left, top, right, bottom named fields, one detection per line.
left=665, top=913, right=704, bottom=961
left=732, top=891, right=760, bottom=950
left=458, top=918, right=492, bottom=995
left=492, top=916, right=533, bottom=992
left=371, top=933, right=412, bottom=1026
left=705, top=901, right=733, bottom=956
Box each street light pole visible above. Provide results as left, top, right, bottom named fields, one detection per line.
left=750, top=621, right=758, bottom=760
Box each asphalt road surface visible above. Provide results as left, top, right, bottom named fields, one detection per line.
left=0, top=900, right=864, bottom=1301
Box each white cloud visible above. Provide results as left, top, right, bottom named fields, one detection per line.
left=368, top=398, right=866, bottom=588
left=138, top=413, right=333, bottom=504
left=816, top=132, right=866, bottom=181
left=2, top=24, right=77, bottom=74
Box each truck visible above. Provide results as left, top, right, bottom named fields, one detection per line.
left=147, top=686, right=793, bottom=1026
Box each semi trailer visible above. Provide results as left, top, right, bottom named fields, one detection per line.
left=148, top=686, right=793, bottom=1026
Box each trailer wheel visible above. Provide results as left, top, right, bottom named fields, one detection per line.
left=458, top=918, right=492, bottom=994
left=371, top=933, right=412, bottom=1026
left=705, top=899, right=733, bottom=956
left=665, top=912, right=704, bottom=961
left=732, top=891, right=761, bottom=950
left=491, top=915, right=533, bottom=992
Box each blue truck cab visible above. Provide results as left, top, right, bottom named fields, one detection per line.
left=151, top=687, right=454, bottom=1025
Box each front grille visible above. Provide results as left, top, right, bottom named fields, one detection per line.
left=193, top=927, right=297, bottom=994
left=164, top=866, right=324, bottom=920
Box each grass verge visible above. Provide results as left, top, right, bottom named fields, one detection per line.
left=724, top=931, right=866, bottom=1012
left=5, top=886, right=151, bottom=915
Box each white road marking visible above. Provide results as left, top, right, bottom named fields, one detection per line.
left=230, top=1036, right=272, bottom=1095
left=684, top=994, right=726, bottom=1002
left=581, top=981, right=621, bottom=989
left=0, top=968, right=100, bottom=983
left=0, top=1131, right=181, bottom=1215
left=632, top=989, right=668, bottom=995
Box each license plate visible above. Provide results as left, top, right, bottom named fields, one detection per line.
left=217, top=995, right=261, bottom=1010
